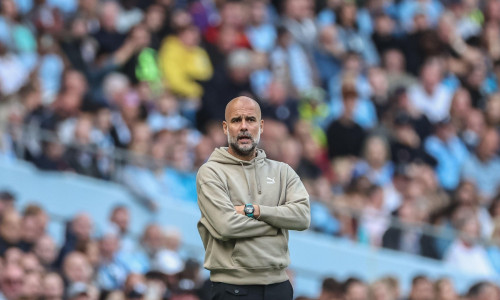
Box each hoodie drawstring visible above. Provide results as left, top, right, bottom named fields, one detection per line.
left=254, top=162, right=261, bottom=194
left=240, top=161, right=262, bottom=197
left=240, top=162, right=251, bottom=197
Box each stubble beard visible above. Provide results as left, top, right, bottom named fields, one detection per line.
left=228, top=129, right=261, bottom=157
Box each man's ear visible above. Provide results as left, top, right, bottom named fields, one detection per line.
left=260, top=119, right=264, bottom=134
left=222, top=121, right=228, bottom=135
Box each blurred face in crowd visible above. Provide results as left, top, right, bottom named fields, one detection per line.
left=22, top=272, right=41, bottom=300
left=95, top=108, right=112, bottom=132
left=145, top=5, right=165, bottom=32
left=364, top=136, right=388, bottom=168
left=0, top=210, right=21, bottom=244
left=72, top=214, right=92, bottom=242
left=63, top=70, right=88, bottom=97
left=164, top=228, right=181, bottom=252
left=220, top=1, right=247, bottom=28
left=1, top=0, right=18, bottom=19
left=99, top=1, right=119, bottom=31
left=111, top=207, right=129, bottom=234
left=178, top=25, right=200, bottom=48
left=99, top=234, right=119, bottom=260
left=475, top=282, right=500, bottom=300
left=63, top=252, right=92, bottom=283
left=460, top=216, right=481, bottom=244
left=485, top=94, right=500, bottom=125
left=157, top=93, right=178, bottom=116
left=42, top=273, right=64, bottom=300
left=34, top=235, right=57, bottom=266
left=285, top=0, right=312, bottom=20
left=375, top=14, right=394, bottom=36
left=450, top=88, right=472, bottom=120
left=410, top=277, right=435, bottom=300
left=345, top=281, right=368, bottom=300
left=465, top=109, right=486, bottom=136
left=223, top=97, right=264, bottom=160
left=421, top=61, right=442, bottom=93
left=249, top=1, right=267, bottom=25
left=435, top=278, right=457, bottom=300
left=368, top=67, right=388, bottom=96
left=130, top=25, right=151, bottom=50
left=4, top=248, right=23, bottom=266
left=142, top=224, right=164, bottom=254
left=339, top=3, right=357, bottom=27
left=383, top=49, right=406, bottom=73
left=477, top=129, right=500, bottom=161
left=371, top=280, right=393, bottom=300
left=21, top=215, right=39, bottom=243
left=0, top=264, right=24, bottom=300
left=21, top=253, right=43, bottom=274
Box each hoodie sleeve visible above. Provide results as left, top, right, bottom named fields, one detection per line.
left=197, top=166, right=279, bottom=240
left=257, top=164, right=311, bottom=231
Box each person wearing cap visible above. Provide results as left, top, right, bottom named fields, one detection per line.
left=196, top=96, right=310, bottom=300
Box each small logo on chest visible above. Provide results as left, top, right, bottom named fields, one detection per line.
left=266, top=177, right=275, bottom=184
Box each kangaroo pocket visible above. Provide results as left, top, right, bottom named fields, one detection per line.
left=231, top=233, right=289, bottom=269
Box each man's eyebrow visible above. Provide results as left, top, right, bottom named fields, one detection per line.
left=230, top=116, right=242, bottom=122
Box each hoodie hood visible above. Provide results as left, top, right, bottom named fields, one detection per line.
left=208, top=147, right=266, bottom=195
left=208, top=147, right=267, bottom=165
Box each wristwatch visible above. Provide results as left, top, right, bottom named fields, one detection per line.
left=244, top=204, right=255, bottom=218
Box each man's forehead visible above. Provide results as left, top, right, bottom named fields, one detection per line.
left=225, top=97, right=261, bottom=120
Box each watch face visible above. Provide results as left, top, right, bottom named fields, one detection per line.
left=244, top=206, right=254, bottom=214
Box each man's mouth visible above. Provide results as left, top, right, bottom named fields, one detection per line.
left=238, top=136, right=252, bottom=143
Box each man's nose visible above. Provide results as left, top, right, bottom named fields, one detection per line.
left=240, top=120, right=248, bottom=130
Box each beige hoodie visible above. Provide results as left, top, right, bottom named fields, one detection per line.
left=196, top=147, right=310, bottom=285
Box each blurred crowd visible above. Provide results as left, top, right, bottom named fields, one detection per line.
left=1, top=0, right=500, bottom=293
left=0, top=190, right=211, bottom=300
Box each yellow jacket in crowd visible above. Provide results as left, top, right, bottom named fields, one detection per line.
left=158, top=35, right=213, bottom=99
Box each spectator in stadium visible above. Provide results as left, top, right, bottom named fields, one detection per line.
left=0, top=210, right=22, bottom=256
left=196, top=96, right=310, bottom=300
left=343, top=277, right=369, bottom=300
left=281, top=0, right=317, bottom=52
left=353, top=135, right=394, bottom=187
left=466, top=281, right=500, bottom=300
left=424, top=117, right=469, bottom=191
left=34, top=235, right=58, bottom=271
left=56, top=213, right=93, bottom=268
left=336, top=2, right=379, bottom=66
left=42, top=272, right=64, bottom=300
left=269, top=26, right=315, bottom=94
left=96, top=228, right=129, bottom=290
left=408, top=275, right=435, bottom=300
left=0, top=263, right=25, bottom=300
left=313, top=25, right=344, bottom=89
left=326, top=82, right=367, bottom=159
left=246, top=0, right=276, bottom=53
left=108, top=206, right=135, bottom=255
left=196, top=49, right=255, bottom=131
left=158, top=22, right=213, bottom=102
left=317, top=277, right=343, bottom=300
left=444, top=213, right=496, bottom=276
left=408, top=59, right=454, bottom=124
left=62, top=251, right=94, bottom=287
left=382, top=200, right=440, bottom=259
left=462, top=128, right=500, bottom=202
left=434, top=277, right=458, bottom=300
left=0, top=191, right=16, bottom=216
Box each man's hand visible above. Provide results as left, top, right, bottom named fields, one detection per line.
left=235, top=205, right=260, bottom=218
